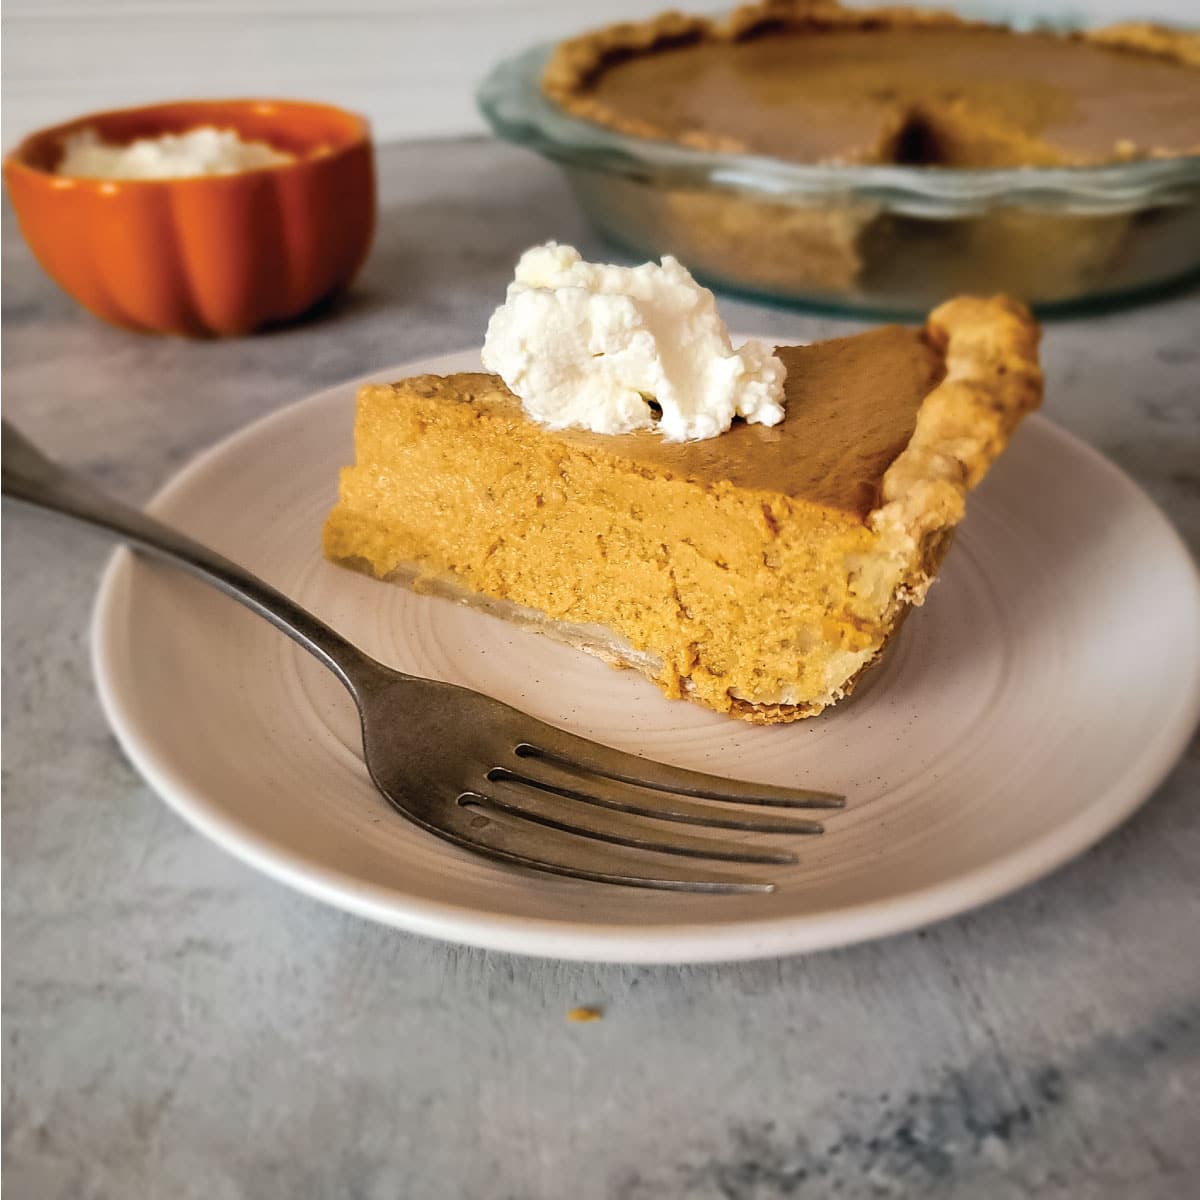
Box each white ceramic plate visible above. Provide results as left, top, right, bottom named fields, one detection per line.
left=92, top=348, right=1200, bottom=963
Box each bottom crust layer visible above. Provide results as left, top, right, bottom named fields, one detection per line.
left=330, top=554, right=916, bottom=724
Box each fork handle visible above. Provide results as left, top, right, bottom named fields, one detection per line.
left=2, top=420, right=381, bottom=694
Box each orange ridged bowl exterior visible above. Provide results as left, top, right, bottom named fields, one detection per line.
left=3, top=99, right=376, bottom=336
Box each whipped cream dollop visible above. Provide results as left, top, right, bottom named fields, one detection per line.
left=57, top=127, right=294, bottom=181
left=481, top=243, right=786, bottom=442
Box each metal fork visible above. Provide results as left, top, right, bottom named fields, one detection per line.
left=2, top=420, right=844, bottom=893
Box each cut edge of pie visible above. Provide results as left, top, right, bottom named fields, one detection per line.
left=322, top=295, right=1042, bottom=724
left=541, top=0, right=1200, bottom=164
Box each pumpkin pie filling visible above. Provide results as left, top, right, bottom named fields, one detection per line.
left=545, top=5, right=1200, bottom=167
left=323, top=295, right=1042, bottom=722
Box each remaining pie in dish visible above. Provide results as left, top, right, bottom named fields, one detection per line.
left=526, top=1, right=1200, bottom=310
left=323, top=296, right=1041, bottom=722
left=542, top=0, right=1200, bottom=167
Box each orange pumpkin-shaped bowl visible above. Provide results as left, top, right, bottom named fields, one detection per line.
left=3, top=99, right=376, bottom=336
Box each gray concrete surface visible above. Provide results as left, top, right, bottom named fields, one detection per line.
left=3, top=137, right=1199, bottom=1200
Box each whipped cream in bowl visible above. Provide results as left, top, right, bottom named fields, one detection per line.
left=56, top=126, right=295, bottom=181
left=482, top=243, right=786, bottom=442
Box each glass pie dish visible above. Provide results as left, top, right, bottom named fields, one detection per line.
left=478, top=43, right=1200, bottom=316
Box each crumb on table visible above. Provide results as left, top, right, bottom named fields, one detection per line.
left=567, top=1006, right=603, bottom=1023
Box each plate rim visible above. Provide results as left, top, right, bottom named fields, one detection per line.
left=89, top=351, right=1200, bottom=963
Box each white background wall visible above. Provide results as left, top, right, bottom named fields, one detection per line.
left=3, top=0, right=1196, bottom=150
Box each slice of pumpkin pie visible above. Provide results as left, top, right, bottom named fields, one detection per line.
left=323, top=249, right=1041, bottom=722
